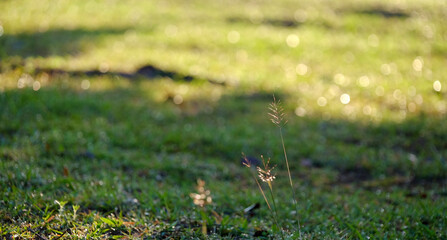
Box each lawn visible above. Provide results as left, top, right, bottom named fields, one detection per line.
left=0, top=0, right=446, bottom=239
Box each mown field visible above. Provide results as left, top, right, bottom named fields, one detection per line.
left=1, top=0, right=446, bottom=239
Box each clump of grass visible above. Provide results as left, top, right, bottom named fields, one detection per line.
left=243, top=154, right=284, bottom=239
left=243, top=95, right=302, bottom=239
left=190, top=179, right=212, bottom=236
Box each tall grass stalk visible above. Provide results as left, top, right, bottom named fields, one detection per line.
left=269, top=95, right=302, bottom=239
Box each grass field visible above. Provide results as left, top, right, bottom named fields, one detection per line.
left=1, top=0, right=446, bottom=239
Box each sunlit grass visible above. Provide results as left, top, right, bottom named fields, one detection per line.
left=1, top=0, right=445, bottom=122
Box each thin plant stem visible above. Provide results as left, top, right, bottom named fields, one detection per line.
left=200, top=208, right=207, bottom=237
left=267, top=182, right=285, bottom=240
left=279, top=127, right=302, bottom=239
left=250, top=170, right=272, bottom=210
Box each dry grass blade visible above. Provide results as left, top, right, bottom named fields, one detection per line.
left=241, top=153, right=251, bottom=168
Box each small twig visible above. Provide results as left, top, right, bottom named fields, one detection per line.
left=53, top=231, right=67, bottom=240
left=28, top=227, right=49, bottom=240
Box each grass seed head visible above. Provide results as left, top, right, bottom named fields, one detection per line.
left=257, top=155, right=276, bottom=183
left=268, top=95, right=288, bottom=127
left=242, top=153, right=251, bottom=168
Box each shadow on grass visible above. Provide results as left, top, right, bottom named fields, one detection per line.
left=226, top=16, right=335, bottom=29
left=4, top=62, right=225, bottom=85
left=339, top=4, right=411, bottom=19
left=227, top=17, right=303, bottom=28
left=1, top=84, right=445, bottom=187
left=0, top=27, right=130, bottom=58
left=355, top=8, right=410, bottom=18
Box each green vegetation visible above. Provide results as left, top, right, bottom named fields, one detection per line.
left=0, top=0, right=446, bottom=238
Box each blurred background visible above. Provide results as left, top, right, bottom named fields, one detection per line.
left=1, top=0, right=445, bottom=119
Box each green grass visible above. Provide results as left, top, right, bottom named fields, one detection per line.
left=1, top=0, right=446, bottom=239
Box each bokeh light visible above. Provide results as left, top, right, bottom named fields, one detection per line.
left=433, top=80, right=441, bottom=92
left=227, top=31, right=240, bottom=44
left=317, top=96, right=327, bottom=107
left=173, top=94, right=183, bottom=105
left=381, top=64, right=391, bottom=75
left=99, top=63, right=110, bottom=73
left=295, top=107, right=306, bottom=117
left=32, top=81, right=41, bottom=91
left=340, top=93, right=350, bottom=104
left=363, top=105, right=372, bottom=115
left=286, top=34, right=300, bottom=48
left=334, top=73, right=349, bottom=86
left=296, top=64, right=308, bottom=76
left=412, top=57, right=423, bottom=72
left=415, top=94, right=423, bottom=105
left=358, top=76, right=370, bottom=87
left=81, top=79, right=90, bottom=90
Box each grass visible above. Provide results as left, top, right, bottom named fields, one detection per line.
left=0, top=0, right=446, bottom=238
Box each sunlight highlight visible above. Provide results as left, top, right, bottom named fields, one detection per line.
left=173, top=94, right=183, bottom=105
left=433, top=80, right=441, bottom=92
left=286, top=34, right=300, bottom=48
left=412, top=57, right=423, bottom=72
left=363, top=105, right=372, bottom=115
left=381, top=64, right=391, bottom=75
left=358, top=76, right=370, bottom=87
left=17, top=79, right=26, bottom=89
left=33, top=81, right=41, bottom=91
left=295, top=107, right=306, bottom=117
left=334, top=73, right=350, bottom=86
left=393, top=89, right=402, bottom=100
left=99, top=63, right=110, bottom=73
left=17, top=74, right=33, bottom=89
left=415, top=94, right=423, bottom=105
left=81, top=80, right=90, bottom=90
left=296, top=64, right=308, bottom=76
left=340, top=93, right=350, bottom=104
left=317, top=97, right=327, bottom=107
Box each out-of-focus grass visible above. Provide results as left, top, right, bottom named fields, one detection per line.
left=0, top=0, right=446, bottom=238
